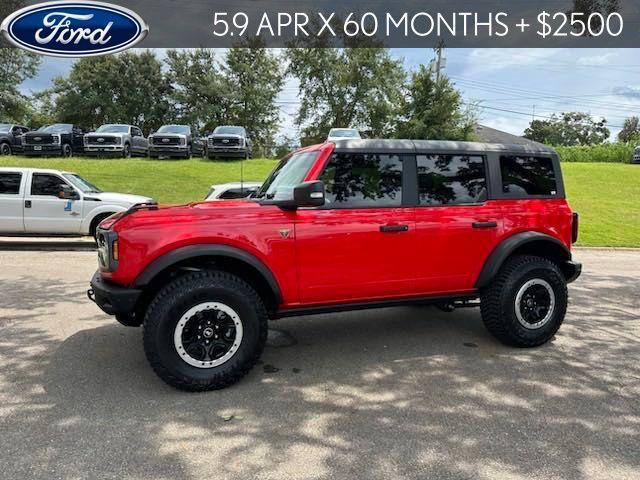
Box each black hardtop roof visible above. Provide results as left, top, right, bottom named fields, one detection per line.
left=331, top=139, right=557, bottom=156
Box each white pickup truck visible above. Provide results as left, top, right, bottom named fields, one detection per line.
left=0, top=168, right=154, bottom=237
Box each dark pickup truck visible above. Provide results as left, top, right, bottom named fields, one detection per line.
left=0, top=123, right=30, bottom=155
left=23, top=124, right=86, bottom=157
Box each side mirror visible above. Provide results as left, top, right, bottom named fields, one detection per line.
left=58, top=185, right=79, bottom=200
left=269, top=181, right=325, bottom=210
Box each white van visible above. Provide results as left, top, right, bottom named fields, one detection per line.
left=0, top=168, right=154, bottom=237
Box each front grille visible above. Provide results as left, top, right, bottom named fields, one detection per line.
left=87, top=136, right=119, bottom=145
left=153, top=136, right=182, bottom=145
left=209, top=137, right=241, bottom=146
left=24, top=134, right=54, bottom=145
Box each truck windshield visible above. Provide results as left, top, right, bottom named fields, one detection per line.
left=214, top=126, right=244, bottom=135
left=0, top=124, right=11, bottom=133
left=254, top=151, right=319, bottom=200
left=62, top=174, right=102, bottom=193
left=96, top=125, right=129, bottom=133
left=38, top=124, right=72, bottom=133
left=157, top=125, right=190, bottom=134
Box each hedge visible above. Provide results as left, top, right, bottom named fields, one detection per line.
left=555, top=143, right=635, bottom=163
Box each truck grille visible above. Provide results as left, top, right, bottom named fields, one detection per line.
left=87, top=136, right=119, bottom=145
left=153, top=136, right=181, bottom=145
left=209, top=137, right=241, bottom=146
left=24, top=134, right=54, bottom=145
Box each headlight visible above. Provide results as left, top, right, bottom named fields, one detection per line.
left=83, top=136, right=88, bottom=145
left=180, top=137, right=186, bottom=145
left=115, top=137, right=122, bottom=144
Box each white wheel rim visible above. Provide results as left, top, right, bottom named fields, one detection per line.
left=515, top=279, right=556, bottom=330
left=173, top=302, right=243, bottom=369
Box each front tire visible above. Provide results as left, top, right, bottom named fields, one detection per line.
left=0, top=142, right=12, bottom=156
left=143, top=270, right=268, bottom=391
left=62, top=143, right=73, bottom=157
left=122, top=144, right=131, bottom=158
left=480, top=255, right=568, bottom=347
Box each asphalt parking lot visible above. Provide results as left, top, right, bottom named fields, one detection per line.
left=0, top=249, right=638, bottom=480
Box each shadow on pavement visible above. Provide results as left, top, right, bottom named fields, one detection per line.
left=0, top=267, right=638, bottom=479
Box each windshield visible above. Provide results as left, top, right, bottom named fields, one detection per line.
left=254, top=151, right=319, bottom=200
left=0, top=124, right=11, bottom=133
left=157, top=125, right=190, bottom=134
left=96, top=125, right=129, bottom=133
left=329, top=129, right=360, bottom=138
left=38, top=124, right=72, bottom=133
left=62, top=174, right=102, bottom=193
left=214, top=126, right=244, bottom=135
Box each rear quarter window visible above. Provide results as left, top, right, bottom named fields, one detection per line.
left=500, top=156, right=558, bottom=197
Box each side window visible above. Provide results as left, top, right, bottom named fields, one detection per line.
left=320, top=152, right=404, bottom=208
left=219, top=188, right=255, bottom=199
left=417, top=154, right=487, bottom=205
left=0, top=173, right=22, bottom=195
left=31, top=174, right=67, bottom=197
left=134, top=128, right=142, bottom=137
left=11, top=126, right=21, bottom=135
left=500, top=156, right=557, bottom=196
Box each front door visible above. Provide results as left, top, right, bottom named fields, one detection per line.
left=295, top=151, right=417, bottom=305
left=411, top=153, right=501, bottom=293
left=23, top=173, right=83, bottom=234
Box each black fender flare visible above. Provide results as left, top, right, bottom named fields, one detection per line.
left=133, top=244, right=282, bottom=304
left=474, top=232, right=571, bottom=289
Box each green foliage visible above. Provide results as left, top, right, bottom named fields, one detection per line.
left=287, top=47, right=405, bottom=144
left=224, top=42, right=284, bottom=155
left=0, top=39, right=41, bottom=123
left=555, top=143, right=634, bottom=163
left=524, top=112, right=610, bottom=146
left=396, top=67, right=476, bottom=140
left=49, top=51, right=171, bottom=132
left=617, top=116, right=640, bottom=143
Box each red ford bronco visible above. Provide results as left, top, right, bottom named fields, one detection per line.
left=88, top=140, right=581, bottom=391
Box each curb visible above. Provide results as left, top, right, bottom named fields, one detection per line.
left=0, top=238, right=95, bottom=252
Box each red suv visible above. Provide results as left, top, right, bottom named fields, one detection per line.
left=88, top=140, right=581, bottom=391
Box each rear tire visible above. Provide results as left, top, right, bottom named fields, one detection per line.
left=143, top=270, right=268, bottom=391
left=480, top=255, right=567, bottom=347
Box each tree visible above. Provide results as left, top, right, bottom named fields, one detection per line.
left=523, top=112, right=610, bottom=146
left=396, top=67, right=476, bottom=141
left=618, top=116, right=640, bottom=143
left=165, top=49, right=232, bottom=134
left=223, top=42, right=284, bottom=155
left=287, top=47, right=405, bottom=145
left=0, top=1, right=41, bottom=123
left=49, top=51, right=170, bottom=132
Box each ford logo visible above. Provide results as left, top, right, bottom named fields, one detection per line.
left=162, top=138, right=170, bottom=143
left=222, top=139, right=229, bottom=143
left=1, top=1, right=148, bottom=57
left=34, top=137, right=42, bottom=141
left=97, top=138, right=105, bottom=142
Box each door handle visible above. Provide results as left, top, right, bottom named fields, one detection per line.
left=25, top=200, right=32, bottom=208
left=472, top=221, right=497, bottom=229
left=380, top=224, right=409, bottom=233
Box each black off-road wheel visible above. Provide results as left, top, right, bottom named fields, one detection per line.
left=480, top=255, right=568, bottom=347
left=143, top=270, right=268, bottom=391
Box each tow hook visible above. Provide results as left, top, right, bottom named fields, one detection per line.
left=87, top=288, right=96, bottom=303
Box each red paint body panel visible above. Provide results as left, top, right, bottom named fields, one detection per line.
left=101, top=143, right=575, bottom=311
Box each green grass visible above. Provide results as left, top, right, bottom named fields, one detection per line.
left=0, top=156, right=278, bottom=204
left=562, top=163, right=640, bottom=247
left=1, top=157, right=638, bottom=247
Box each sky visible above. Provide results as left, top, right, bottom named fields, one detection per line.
left=19, top=48, right=640, bottom=141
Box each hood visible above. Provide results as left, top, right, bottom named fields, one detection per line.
left=87, top=132, right=127, bottom=138
left=209, top=133, right=243, bottom=139
left=87, top=192, right=154, bottom=205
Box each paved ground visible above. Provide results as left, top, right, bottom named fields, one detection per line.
left=0, top=249, right=638, bottom=480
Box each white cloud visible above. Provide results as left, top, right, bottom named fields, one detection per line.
left=576, top=52, right=619, bottom=66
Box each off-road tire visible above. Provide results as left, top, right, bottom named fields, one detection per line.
left=480, top=255, right=568, bottom=347
left=143, top=270, right=268, bottom=391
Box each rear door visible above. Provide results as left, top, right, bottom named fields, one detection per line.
left=23, top=172, right=83, bottom=234
left=295, top=151, right=417, bottom=304
left=411, top=153, right=502, bottom=293
left=132, top=127, right=146, bottom=154
left=0, top=171, right=25, bottom=233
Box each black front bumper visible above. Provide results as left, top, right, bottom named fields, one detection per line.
left=88, top=271, right=141, bottom=316
left=563, top=260, right=582, bottom=283
left=149, top=146, right=189, bottom=157
left=23, top=145, right=63, bottom=155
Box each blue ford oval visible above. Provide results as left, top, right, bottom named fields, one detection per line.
left=0, top=1, right=148, bottom=57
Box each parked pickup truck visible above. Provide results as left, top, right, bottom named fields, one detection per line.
left=0, top=123, right=31, bottom=155
left=88, top=139, right=581, bottom=392
left=22, top=124, right=86, bottom=157
left=149, top=125, right=205, bottom=159
left=207, top=126, right=252, bottom=159
left=84, top=124, right=148, bottom=158
left=0, top=168, right=154, bottom=237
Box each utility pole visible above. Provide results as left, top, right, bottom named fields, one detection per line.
left=532, top=105, right=536, bottom=122
left=432, top=40, right=445, bottom=82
